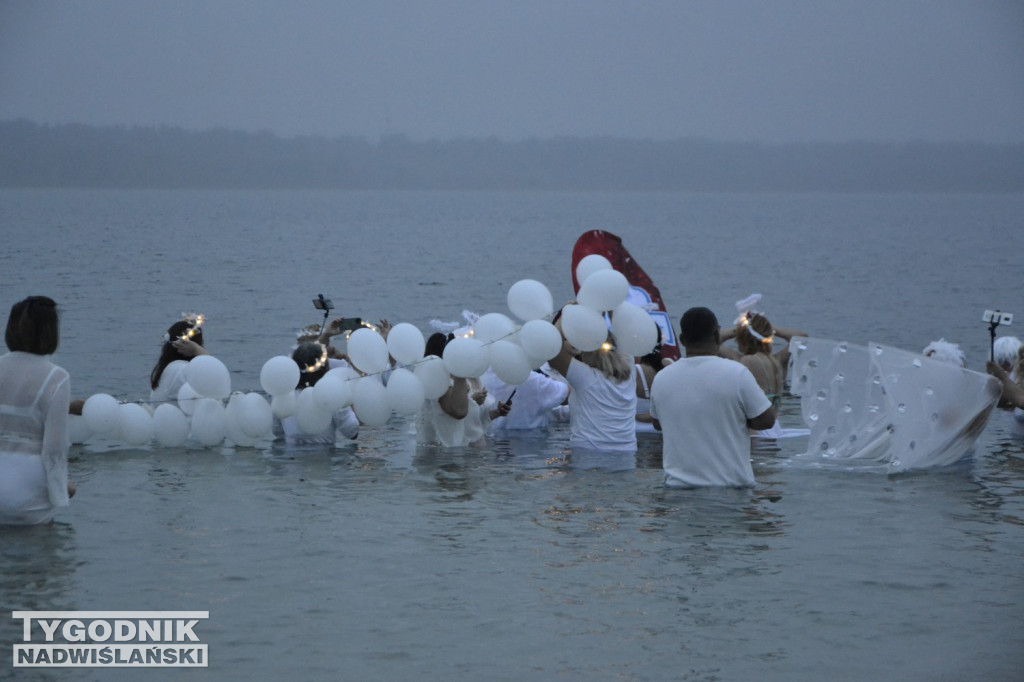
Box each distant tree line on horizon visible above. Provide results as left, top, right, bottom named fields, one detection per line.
left=1, top=119, right=1022, bottom=192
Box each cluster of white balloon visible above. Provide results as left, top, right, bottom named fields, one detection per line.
left=74, top=256, right=658, bottom=449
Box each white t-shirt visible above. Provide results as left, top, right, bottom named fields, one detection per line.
left=565, top=359, right=637, bottom=452
left=650, top=355, right=771, bottom=487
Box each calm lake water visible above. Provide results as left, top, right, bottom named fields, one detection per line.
left=1, top=189, right=1023, bottom=681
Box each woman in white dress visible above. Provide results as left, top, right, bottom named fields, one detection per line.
left=0, top=296, right=75, bottom=525
left=417, top=333, right=508, bottom=447
left=149, top=315, right=208, bottom=406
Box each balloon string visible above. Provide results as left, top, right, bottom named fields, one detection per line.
left=89, top=311, right=561, bottom=406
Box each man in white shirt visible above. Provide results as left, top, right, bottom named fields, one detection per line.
left=650, top=307, right=775, bottom=487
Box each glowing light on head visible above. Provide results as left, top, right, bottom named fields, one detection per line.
left=179, top=312, right=205, bottom=342
left=301, top=343, right=330, bottom=374
left=740, top=313, right=774, bottom=345
left=601, top=342, right=613, bottom=352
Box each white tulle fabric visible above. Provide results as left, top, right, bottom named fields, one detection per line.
left=788, top=338, right=1001, bottom=472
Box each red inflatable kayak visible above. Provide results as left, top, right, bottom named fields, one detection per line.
left=571, top=230, right=680, bottom=362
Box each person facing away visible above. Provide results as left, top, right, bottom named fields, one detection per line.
left=0, top=296, right=75, bottom=524
left=416, top=332, right=505, bottom=447
left=718, top=312, right=805, bottom=403
left=649, top=306, right=776, bottom=487
left=273, top=342, right=359, bottom=445
left=150, top=315, right=209, bottom=406
left=548, top=321, right=637, bottom=453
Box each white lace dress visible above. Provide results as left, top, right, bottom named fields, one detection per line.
left=0, top=351, right=71, bottom=524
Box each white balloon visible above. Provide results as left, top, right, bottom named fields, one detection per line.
left=577, top=268, right=629, bottom=312
left=295, top=388, right=333, bottom=434
left=153, top=403, right=190, bottom=447
left=185, top=355, right=231, bottom=399
left=386, top=323, right=426, bottom=365
left=385, top=367, right=426, bottom=415
left=82, top=393, right=120, bottom=434
left=190, top=398, right=227, bottom=447
left=472, top=312, right=516, bottom=345
left=576, top=254, right=612, bottom=287
left=177, top=382, right=200, bottom=416
left=489, top=340, right=533, bottom=385
left=347, top=327, right=390, bottom=374
left=313, top=373, right=351, bottom=412
left=560, top=304, right=609, bottom=352
left=443, top=337, right=490, bottom=378
left=415, top=356, right=451, bottom=399
left=353, top=376, right=391, bottom=427
left=611, top=301, right=659, bottom=357
left=68, top=415, right=92, bottom=445
left=260, top=355, right=300, bottom=396
left=225, top=393, right=259, bottom=447
left=238, top=392, right=274, bottom=438
left=507, top=279, right=554, bottom=321
left=518, top=319, right=563, bottom=361
left=270, top=391, right=297, bottom=419
left=118, top=403, right=154, bottom=446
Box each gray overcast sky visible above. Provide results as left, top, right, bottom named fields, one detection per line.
left=1, top=0, right=1022, bottom=143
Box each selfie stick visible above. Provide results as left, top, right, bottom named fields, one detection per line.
left=317, top=294, right=332, bottom=336
left=989, top=318, right=1000, bottom=362
left=986, top=310, right=1011, bottom=362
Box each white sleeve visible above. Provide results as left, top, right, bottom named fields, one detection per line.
left=41, top=369, right=70, bottom=508
left=334, top=407, right=360, bottom=440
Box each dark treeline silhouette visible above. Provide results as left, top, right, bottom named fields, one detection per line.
left=2, top=119, right=1022, bottom=192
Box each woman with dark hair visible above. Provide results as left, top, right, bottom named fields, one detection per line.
left=0, top=296, right=75, bottom=524
left=273, top=342, right=359, bottom=446
left=149, top=315, right=209, bottom=406
left=634, top=327, right=666, bottom=432
left=416, top=332, right=506, bottom=447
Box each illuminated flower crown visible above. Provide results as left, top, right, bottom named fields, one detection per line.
left=734, top=294, right=773, bottom=345
left=162, top=313, right=205, bottom=344
left=300, top=343, right=330, bottom=374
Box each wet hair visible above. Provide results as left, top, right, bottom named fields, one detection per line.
left=5, top=296, right=59, bottom=355
left=736, top=313, right=774, bottom=356
left=578, top=333, right=634, bottom=383
left=678, top=307, right=718, bottom=346
left=292, top=342, right=329, bottom=388
left=150, top=320, right=206, bottom=390
left=424, top=332, right=454, bottom=358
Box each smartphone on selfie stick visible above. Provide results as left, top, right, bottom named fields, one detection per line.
left=983, top=309, right=1013, bottom=361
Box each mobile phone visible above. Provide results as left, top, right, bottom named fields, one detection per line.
left=338, top=318, right=363, bottom=332
left=982, top=310, right=1013, bottom=325
left=313, top=294, right=334, bottom=311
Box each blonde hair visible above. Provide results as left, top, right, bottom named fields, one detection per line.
left=736, top=313, right=774, bottom=356
left=578, top=334, right=633, bottom=383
